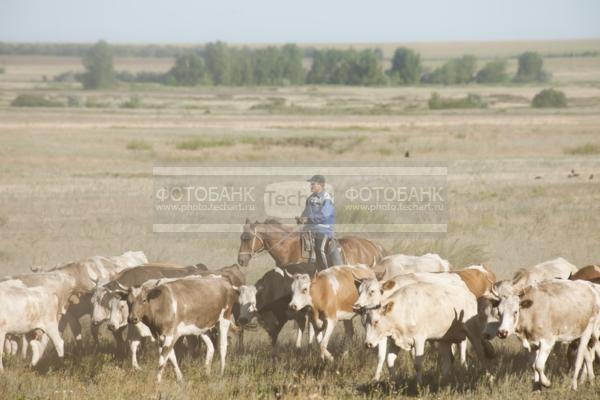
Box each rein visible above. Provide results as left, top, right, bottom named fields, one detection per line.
left=239, top=225, right=304, bottom=263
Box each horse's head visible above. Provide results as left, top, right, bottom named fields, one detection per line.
left=238, top=218, right=264, bottom=267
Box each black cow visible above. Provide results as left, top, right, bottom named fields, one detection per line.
left=237, top=263, right=318, bottom=347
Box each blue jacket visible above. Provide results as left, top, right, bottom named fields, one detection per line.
left=301, top=190, right=334, bottom=237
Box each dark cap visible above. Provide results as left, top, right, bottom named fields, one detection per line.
left=307, top=174, right=325, bottom=184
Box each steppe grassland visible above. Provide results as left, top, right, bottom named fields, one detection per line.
left=0, top=39, right=599, bottom=398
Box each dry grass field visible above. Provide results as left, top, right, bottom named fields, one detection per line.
left=0, top=39, right=599, bottom=398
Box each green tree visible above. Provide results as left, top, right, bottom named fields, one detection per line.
left=166, top=53, right=206, bottom=86
left=81, top=41, right=115, bottom=89
left=514, top=52, right=549, bottom=82
left=388, top=47, right=421, bottom=85
left=204, top=41, right=231, bottom=85
left=422, top=55, right=476, bottom=85
left=475, top=60, right=508, bottom=83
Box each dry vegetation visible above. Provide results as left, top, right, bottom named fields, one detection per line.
left=0, top=39, right=599, bottom=399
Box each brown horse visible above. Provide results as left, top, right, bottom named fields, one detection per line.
left=238, top=218, right=386, bottom=268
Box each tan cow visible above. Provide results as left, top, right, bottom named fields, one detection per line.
left=128, top=274, right=238, bottom=382
left=481, top=257, right=577, bottom=339
left=289, top=264, right=375, bottom=361
left=373, top=253, right=450, bottom=280
left=354, top=272, right=466, bottom=381
left=494, top=279, right=600, bottom=390
left=364, top=280, right=489, bottom=385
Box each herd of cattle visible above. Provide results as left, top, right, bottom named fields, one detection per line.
left=1, top=249, right=600, bottom=391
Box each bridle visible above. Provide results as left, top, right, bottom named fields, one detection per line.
left=239, top=224, right=304, bottom=263
left=239, top=226, right=266, bottom=260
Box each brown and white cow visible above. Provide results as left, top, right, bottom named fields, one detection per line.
left=0, top=284, right=64, bottom=371
left=373, top=253, right=450, bottom=280
left=364, top=280, right=489, bottom=385
left=128, top=274, right=238, bottom=382
left=493, top=279, right=600, bottom=390
left=289, top=264, right=375, bottom=361
left=481, top=257, right=578, bottom=339
left=354, top=272, right=466, bottom=381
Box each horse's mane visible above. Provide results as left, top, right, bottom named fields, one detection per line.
left=257, top=218, right=295, bottom=233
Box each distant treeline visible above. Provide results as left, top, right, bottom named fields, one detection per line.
left=50, top=41, right=554, bottom=88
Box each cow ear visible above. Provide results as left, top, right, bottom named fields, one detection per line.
left=382, top=301, right=394, bottom=316
left=381, top=280, right=396, bottom=291
left=353, top=278, right=364, bottom=291
left=520, top=299, right=533, bottom=309
left=147, top=288, right=162, bottom=300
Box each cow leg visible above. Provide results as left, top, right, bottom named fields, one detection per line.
left=459, top=340, right=468, bottom=367
left=319, top=318, right=336, bottom=361
left=157, top=335, right=177, bottom=383
left=581, top=343, right=595, bottom=385
left=238, top=329, right=244, bottom=352
left=413, top=336, right=426, bottom=386
left=218, top=316, right=231, bottom=375
left=534, top=339, right=554, bottom=389
left=167, top=347, right=183, bottom=382
left=9, top=338, right=18, bottom=356
left=0, top=331, right=6, bottom=371
left=572, top=328, right=594, bottom=390
left=387, top=350, right=399, bottom=382
left=294, top=318, right=304, bottom=348
left=438, top=342, right=453, bottom=381
left=200, top=333, right=214, bottom=374
left=91, top=322, right=100, bottom=348
left=20, top=335, right=28, bottom=359
left=374, top=337, right=387, bottom=381
left=30, top=334, right=49, bottom=367
left=343, top=320, right=354, bottom=341
left=45, top=323, right=65, bottom=359
left=126, top=324, right=142, bottom=370
left=308, top=318, right=315, bottom=344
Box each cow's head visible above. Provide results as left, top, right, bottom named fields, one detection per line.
left=237, top=285, right=258, bottom=325
left=289, top=274, right=312, bottom=311
left=91, top=286, right=110, bottom=325
left=353, top=279, right=382, bottom=312
left=107, top=291, right=130, bottom=331
left=497, top=292, right=532, bottom=339
left=128, top=285, right=158, bottom=325
left=365, top=301, right=395, bottom=349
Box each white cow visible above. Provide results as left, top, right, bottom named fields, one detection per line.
left=364, top=280, right=489, bottom=385
left=0, top=284, right=64, bottom=370
left=374, top=253, right=450, bottom=281
left=494, top=279, right=600, bottom=391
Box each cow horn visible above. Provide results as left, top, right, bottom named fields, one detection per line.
left=116, top=281, right=128, bottom=291
left=283, top=269, right=294, bottom=278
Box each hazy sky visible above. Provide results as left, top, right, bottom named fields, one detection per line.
left=2, top=0, right=599, bottom=43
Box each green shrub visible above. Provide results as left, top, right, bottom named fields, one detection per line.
left=120, top=96, right=142, bottom=109
left=67, top=95, right=84, bottom=107
left=11, top=94, right=64, bottom=107
left=475, top=60, right=508, bottom=83
left=387, top=47, right=421, bottom=85
left=514, top=52, right=550, bottom=82
left=564, top=143, right=600, bottom=155
left=428, top=92, right=487, bottom=110
left=165, top=53, right=207, bottom=86
left=531, top=88, right=567, bottom=108
left=0, top=66, right=5, bottom=74
left=84, top=98, right=110, bottom=108
left=126, top=140, right=152, bottom=151
left=175, top=137, right=235, bottom=150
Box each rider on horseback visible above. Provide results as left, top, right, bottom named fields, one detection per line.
left=297, top=174, right=343, bottom=270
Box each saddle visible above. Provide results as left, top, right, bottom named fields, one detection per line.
left=300, top=231, right=316, bottom=263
